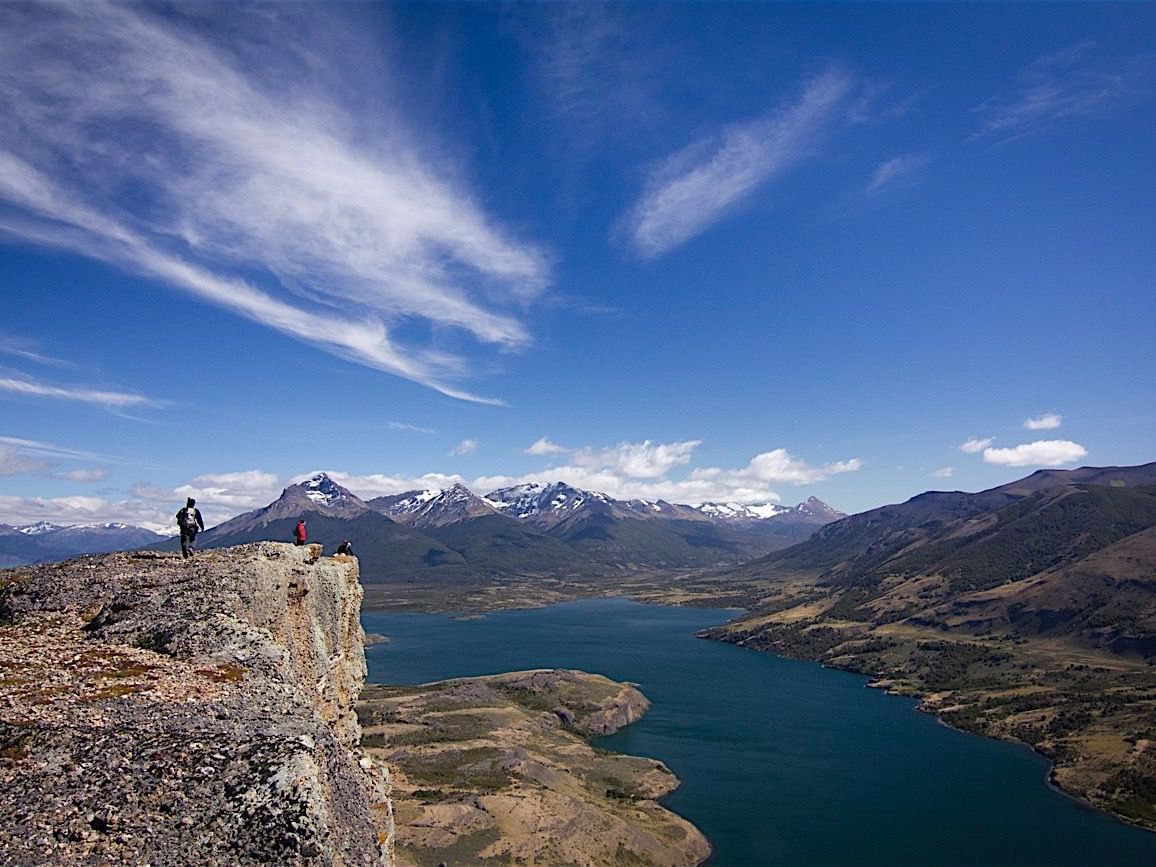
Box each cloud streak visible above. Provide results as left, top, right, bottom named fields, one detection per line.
left=867, top=153, right=930, bottom=192
left=625, top=68, right=854, bottom=257
left=0, top=374, right=164, bottom=409
left=959, top=436, right=994, bottom=454
left=0, top=4, right=549, bottom=402
left=973, top=43, right=1148, bottom=142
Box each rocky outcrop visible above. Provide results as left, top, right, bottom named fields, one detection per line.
left=0, top=543, right=393, bottom=866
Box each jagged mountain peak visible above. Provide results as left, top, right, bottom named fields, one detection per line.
left=370, top=483, right=500, bottom=528
left=484, top=481, right=595, bottom=520
left=17, top=521, right=66, bottom=535
left=298, top=472, right=354, bottom=506
left=270, top=473, right=369, bottom=519
left=793, top=497, right=844, bottom=520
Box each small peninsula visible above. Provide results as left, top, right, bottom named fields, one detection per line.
left=359, top=669, right=710, bottom=867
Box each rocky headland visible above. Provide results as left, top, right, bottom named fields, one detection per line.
left=359, top=669, right=711, bottom=867
left=0, top=543, right=393, bottom=866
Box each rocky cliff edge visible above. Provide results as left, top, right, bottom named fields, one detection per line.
left=0, top=543, right=393, bottom=866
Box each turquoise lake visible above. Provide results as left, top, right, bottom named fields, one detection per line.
left=362, top=597, right=1156, bottom=866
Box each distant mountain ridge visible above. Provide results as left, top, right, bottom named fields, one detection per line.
left=0, top=522, right=165, bottom=567
left=1, top=472, right=843, bottom=577
left=150, top=473, right=843, bottom=583
left=707, top=461, right=1156, bottom=655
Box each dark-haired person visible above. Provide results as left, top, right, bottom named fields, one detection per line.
left=294, top=519, right=307, bottom=546
left=176, top=497, right=204, bottom=559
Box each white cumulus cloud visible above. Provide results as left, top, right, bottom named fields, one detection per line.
left=174, top=470, right=283, bottom=511
left=1024, top=413, right=1062, bottom=430
left=932, top=467, right=954, bottom=478
left=525, top=436, right=569, bottom=456
left=982, top=439, right=1088, bottom=468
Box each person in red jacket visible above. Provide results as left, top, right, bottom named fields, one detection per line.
left=294, top=519, right=307, bottom=546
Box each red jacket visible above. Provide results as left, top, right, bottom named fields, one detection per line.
left=294, top=521, right=307, bottom=542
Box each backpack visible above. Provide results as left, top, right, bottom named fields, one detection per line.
left=180, top=507, right=198, bottom=533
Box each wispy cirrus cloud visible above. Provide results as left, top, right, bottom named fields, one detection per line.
left=0, top=447, right=51, bottom=478
left=959, top=436, right=994, bottom=454
left=624, top=68, right=855, bottom=257
left=1024, top=413, right=1062, bottom=430
left=0, top=373, right=164, bottom=410
left=0, top=4, right=549, bottom=403
left=524, top=3, right=654, bottom=137
left=0, top=434, right=115, bottom=484
left=867, top=153, right=931, bottom=192
left=0, top=332, right=75, bottom=369
left=932, top=466, right=954, bottom=478
left=388, top=421, right=436, bottom=435
left=449, top=439, right=479, bottom=457
left=973, top=42, right=1149, bottom=142
left=54, top=467, right=109, bottom=483
left=983, top=439, right=1087, bottom=468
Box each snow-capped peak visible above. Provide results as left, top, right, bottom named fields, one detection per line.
left=17, top=521, right=65, bottom=535
left=375, top=483, right=497, bottom=527
left=300, top=472, right=352, bottom=506
left=695, top=502, right=789, bottom=521
left=484, top=481, right=588, bottom=519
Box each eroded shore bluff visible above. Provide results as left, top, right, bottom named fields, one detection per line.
left=0, top=543, right=394, bottom=866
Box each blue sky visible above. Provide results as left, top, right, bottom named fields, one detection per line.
left=0, top=2, right=1153, bottom=530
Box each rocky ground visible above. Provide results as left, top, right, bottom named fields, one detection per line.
left=0, top=544, right=392, bottom=866
left=359, top=669, right=710, bottom=867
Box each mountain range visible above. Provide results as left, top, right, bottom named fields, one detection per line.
left=703, top=461, right=1156, bottom=656
left=691, top=461, right=1156, bottom=830
left=148, top=474, right=843, bottom=584
left=0, top=522, right=165, bottom=568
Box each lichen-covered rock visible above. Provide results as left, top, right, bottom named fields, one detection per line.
left=0, top=543, right=394, bottom=866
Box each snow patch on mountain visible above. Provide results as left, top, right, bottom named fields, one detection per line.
left=696, top=502, right=790, bottom=521
left=485, top=482, right=590, bottom=519
left=17, top=522, right=66, bottom=535
left=302, top=473, right=357, bottom=507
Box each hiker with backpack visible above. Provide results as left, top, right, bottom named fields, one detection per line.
left=176, top=497, right=205, bottom=559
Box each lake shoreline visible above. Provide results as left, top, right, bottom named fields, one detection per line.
left=364, top=589, right=1156, bottom=837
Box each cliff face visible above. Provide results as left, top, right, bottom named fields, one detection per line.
left=0, top=542, right=394, bottom=866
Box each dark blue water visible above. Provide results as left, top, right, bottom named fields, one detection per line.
left=363, top=597, right=1156, bottom=866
